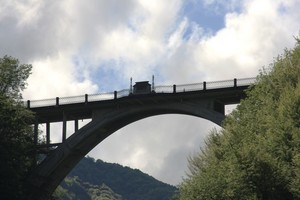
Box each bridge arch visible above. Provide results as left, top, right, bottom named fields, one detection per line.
left=90, top=113, right=219, bottom=185
left=27, top=102, right=224, bottom=200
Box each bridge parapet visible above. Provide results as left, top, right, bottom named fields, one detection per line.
left=26, top=77, right=256, bottom=108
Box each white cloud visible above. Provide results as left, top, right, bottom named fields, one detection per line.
left=23, top=54, right=98, bottom=99
left=162, top=0, right=300, bottom=82
left=137, top=0, right=182, bottom=39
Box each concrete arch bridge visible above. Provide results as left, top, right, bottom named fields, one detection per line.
left=26, top=77, right=255, bottom=199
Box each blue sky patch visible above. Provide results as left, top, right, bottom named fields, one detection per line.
left=181, top=1, right=225, bottom=33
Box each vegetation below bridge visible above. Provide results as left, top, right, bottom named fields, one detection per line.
left=53, top=157, right=178, bottom=200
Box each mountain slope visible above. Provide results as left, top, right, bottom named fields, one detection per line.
left=54, top=156, right=177, bottom=200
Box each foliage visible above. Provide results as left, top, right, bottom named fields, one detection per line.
left=0, top=56, right=34, bottom=199
left=53, top=156, right=177, bottom=200
left=0, top=55, right=32, bottom=99
left=53, top=176, right=122, bottom=200
left=88, top=183, right=122, bottom=200
left=178, top=39, right=300, bottom=200
left=52, top=186, right=69, bottom=200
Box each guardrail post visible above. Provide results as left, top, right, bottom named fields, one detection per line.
left=203, top=81, right=206, bottom=90
left=85, top=94, right=88, bottom=104
left=234, top=78, right=237, bottom=88
left=56, top=97, right=59, bottom=106
left=27, top=100, right=30, bottom=108
left=173, top=85, right=176, bottom=93
left=114, top=91, right=117, bottom=99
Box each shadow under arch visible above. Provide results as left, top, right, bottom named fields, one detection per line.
left=27, top=102, right=225, bottom=200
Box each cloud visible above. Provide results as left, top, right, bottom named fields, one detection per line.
left=82, top=0, right=184, bottom=85
left=0, top=1, right=69, bottom=61
left=162, top=0, right=300, bottom=83
left=24, top=54, right=98, bottom=99
left=1, top=0, right=300, bottom=186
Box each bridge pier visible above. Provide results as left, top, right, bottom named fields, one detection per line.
left=34, top=118, right=39, bottom=147
left=34, top=115, right=82, bottom=155
left=62, top=112, right=67, bottom=142
left=75, top=119, right=79, bottom=132
left=46, top=122, right=50, bottom=147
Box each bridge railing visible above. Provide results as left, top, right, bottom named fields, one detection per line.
left=117, top=89, right=131, bottom=98
left=59, top=95, right=86, bottom=105
left=26, top=77, right=256, bottom=108
left=154, top=85, right=174, bottom=93
left=176, top=82, right=204, bottom=92
left=235, top=77, right=256, bottom=86
left=206, top=79, right=233, bottom=90
left=88, top=92, right=115, bottom=102
left=28, top=98, right=57, bottom=108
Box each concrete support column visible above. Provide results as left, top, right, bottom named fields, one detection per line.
left=33, top=117, right=39, bottom=166
left=46, top=122, right=50, bottom=146
left=74, top=119, right=79, bottom=132
left=34, top=118, right=39, bottom=146
left=62, top=112, right=67, bottom=142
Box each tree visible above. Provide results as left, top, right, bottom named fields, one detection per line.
left=0, top=56, right=32, bottom=99
left=0, top=56, right=34, bottom=199
left=178, top=38, right=300, bottom=200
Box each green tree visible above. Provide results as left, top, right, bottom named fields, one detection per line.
left=178, top=38, right=300, bottom=200
left=0, top=56, right=35, bottom=199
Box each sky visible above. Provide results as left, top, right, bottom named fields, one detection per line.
left=1, top=0, right=300, bottom=185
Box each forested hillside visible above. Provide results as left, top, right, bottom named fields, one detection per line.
left=54, top=157, right=177, bottom=200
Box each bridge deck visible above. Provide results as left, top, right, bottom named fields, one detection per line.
left=30, top=85, right=250, bottom=123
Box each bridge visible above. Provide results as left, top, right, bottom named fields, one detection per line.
left=26, top=77, right=255, bottom=200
